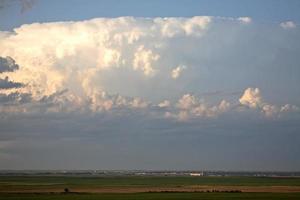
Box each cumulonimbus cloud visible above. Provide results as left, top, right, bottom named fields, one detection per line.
left=0, top=16, right=211, bottom=100
left=0, top=17, right=298, bottom=120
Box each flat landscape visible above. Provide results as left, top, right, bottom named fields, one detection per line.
left=1, top=1, right=300, bottom=200
left=1, top=175, right=300, bottom=199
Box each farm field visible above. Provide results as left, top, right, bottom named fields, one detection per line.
left=1, top=176, right=300, bottom=199
left=1, top=192, right=300, bottom=200
left=1, top=175, right=300, bottom=187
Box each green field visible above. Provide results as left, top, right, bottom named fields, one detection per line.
left=1, top=176, right=300, bottom=200
left=1, top=176, right=300, bottom=187
left=1, top=192, right=300, bottom=200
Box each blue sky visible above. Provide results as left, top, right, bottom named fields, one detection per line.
left=1, top=0, right=300, bottom=30
left=0, top=0, right=300, bottom=171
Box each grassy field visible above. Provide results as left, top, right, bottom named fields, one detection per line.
left=1, top=176, right=300, bottom=188
left=1, top=192, right=300, bottom=200
left=1, top=176, right=300, bottom=199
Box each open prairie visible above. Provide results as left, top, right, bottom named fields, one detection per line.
left=1, top=192, right=300, bottom=200
left=1, top=176, right=300, bottom=199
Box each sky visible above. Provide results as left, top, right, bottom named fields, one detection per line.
left=0, top=0, right=300, bottom=171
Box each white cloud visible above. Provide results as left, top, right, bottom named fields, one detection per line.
left=238, top=17, right=252, bottom=24
left=170, top=94, right=231, bottom=121
left=0, top=16, right=211, bottom=101
left=239, top=88, right=299, bottom=118
left=129, top=97, right=149, bottom=108
left=133, top=45, right=160, bottom=76
left=87, top=91, right=149, bottom=111
left=177, top=94, right=198, bottom=110
left=239, top=88, right=262, bottom=108
left=154, top=16, right=211, bottom=37
left=158, top=100, right=171, bottom=108
left=218, top=100, right=231, bottom=112
left=0, top=17, right=299, bottom=121
left=102, top=48, right=122, bottom=68
left=171, top=65, right=187, bottom=79
left=280, top=21, right=296, bottom=29
left=262, top=104, right=279, bottom=118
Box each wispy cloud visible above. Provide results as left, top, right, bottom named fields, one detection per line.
left=280, top=21, right=297, bottom=29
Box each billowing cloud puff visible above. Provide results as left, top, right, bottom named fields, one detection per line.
left=0, top=16, right=212, bottom=100
left=280, top=21, right=296, bottom=29
left=261, top=104, right=299, bottom=118
left=171, top=65, right=187, bottom=79
left=158, top=100, right=171, bottom=108
left=133, top=45, right=160, bottom=76
left=165, top=94, right=231, bottom=121
left=154, top=16, right=211, bottom=37
left=237, top=17, right=252, bottom=24
left=239, top=88, right=262, bottom=108
left=239, top=88, right=299, bottom=118
left=177, top=94, right=198, bottom=110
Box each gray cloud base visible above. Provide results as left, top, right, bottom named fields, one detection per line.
left=0, top=56, right=19, bottom=73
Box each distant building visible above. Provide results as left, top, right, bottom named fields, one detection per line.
left=190, top=172, right=204, bottom=176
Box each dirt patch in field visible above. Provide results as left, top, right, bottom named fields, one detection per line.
left=187, top=185, right=300, bottom=193
left=1, top=185, right=300, bottom=193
